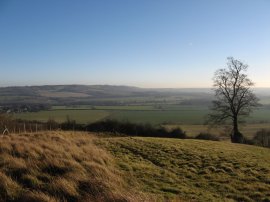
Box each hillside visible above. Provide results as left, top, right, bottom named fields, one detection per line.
left=0, top=132, right=146, bottom=201
left=0, top=85, right=213, bottom=106
left=97, top=136, right=270, bottom=201
left=1, top=85, right=270, bottom=107
left=0, top=131, right=269, bottom=201
left=0, top=85, right=145, bottom=105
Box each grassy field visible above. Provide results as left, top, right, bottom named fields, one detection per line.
left=98, top=136, right=270, bottom=201
left=166, top=123, right=270, bottom=139
left=14, top=109, right=110, bottom=123
left=13, top=105, right=209, bottom=124
left=14, top=105, right=270, bottom=125
left=0, top=131, right=269, bottom=201
left=13, top=105, right=270, bottom=139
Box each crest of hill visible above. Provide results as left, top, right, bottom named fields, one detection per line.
left=0, top=85, right=144, bottom=97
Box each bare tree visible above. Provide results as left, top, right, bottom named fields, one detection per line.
left=208, top=57, right=259, bottom=143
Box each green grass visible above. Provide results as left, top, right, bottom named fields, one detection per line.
left=107, top=110, right=207, bottom=124
left=166, top=123, right=270, bottom=139
left=14, top=105, right=209, bottom=124
left=12, top=104, right=270, bottom=141
left=52, top=105, right=158, bottom=110
left=14, top=110, right=110, bottom=123
left=14, top=105, right=270, bottom=127
left=248, top=107, right=270, bottom=122
left=97, top=136, right=270, bottom=201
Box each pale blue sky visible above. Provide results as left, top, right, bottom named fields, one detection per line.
left=0, top=0, right=270, bottom=88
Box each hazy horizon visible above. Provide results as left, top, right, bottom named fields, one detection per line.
left=1, top=0, right=270, bottom=88
left=1, top=83, right=270, bottom=91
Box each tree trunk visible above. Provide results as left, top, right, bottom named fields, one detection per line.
left=231, top=116, right=244, bottom=143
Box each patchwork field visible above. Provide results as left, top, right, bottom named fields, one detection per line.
left=14, top=105, right=270, bottom=139
left=14, top=105, right=270, bottom=124
left=13, top=105, right=210, bottom=124
left=14, top=109, right=110, bottom=124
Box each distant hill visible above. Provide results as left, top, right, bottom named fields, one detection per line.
left=0, top=85, right=144, bottom=98
left=0, top=85, right=269, bottom=106
left=0, top=85, right=213, bottom=106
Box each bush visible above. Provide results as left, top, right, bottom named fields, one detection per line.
left=61, top=116, right=84, bottom=131
left=195, top=132, right=220, bottom=141
left=46, top=118, right=59, bottom=130
left=169, top=128, right=187, bottom=139
left=252, top=129, right=270, bottom=148
left=86, top=119, right=186, bottom=139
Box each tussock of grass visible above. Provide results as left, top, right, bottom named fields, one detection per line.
left=98, top=137, right=270, bottom=201
left=0, top=171, right=22, bottom=200
left=0, top=131, right=146, bottom=201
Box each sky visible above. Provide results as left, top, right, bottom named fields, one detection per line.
left=0, top=0, right=270, bottom=88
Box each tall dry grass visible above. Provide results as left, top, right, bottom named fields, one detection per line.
left=0, top=131, right=146, bottom=201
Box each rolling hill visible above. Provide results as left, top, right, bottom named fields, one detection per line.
left=0, top=85, right=214, bottom=106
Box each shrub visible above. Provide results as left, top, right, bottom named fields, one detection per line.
left=61, top=116, right=84, bottom=131
left=195, top=132, right=220, bottom=141
left=252, top=129, right=270, bottom=148
left=47, top=118, right=59, bottom=130
left=169, top=128, right=187, bottom=139
left=86, top=119, right=186, bottom=139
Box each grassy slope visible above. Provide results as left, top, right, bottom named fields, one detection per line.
left=98, top=137, right=270, bottom=201
left=0, top=131, right=269, bottom=201
left=0, top=132, right=145, bottom=202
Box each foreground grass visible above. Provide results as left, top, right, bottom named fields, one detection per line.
left=0, top=131, right=269, bottom=201
left=0, top=132, right=145, bottom=201
left=97, top=137, right=270, bottom=201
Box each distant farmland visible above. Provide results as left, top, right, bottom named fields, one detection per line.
left=2, top=85, right=270, bottom=138
left=13, top=104, right=270, bottom=138
left=14, top=105, right=270, bottom=124
left=14, top=105, right=210, bottom=124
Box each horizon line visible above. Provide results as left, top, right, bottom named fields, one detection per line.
left=1, top=84, right=270, bottom=89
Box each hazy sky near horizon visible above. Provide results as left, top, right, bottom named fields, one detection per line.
left=0, top=0, right=270, bottom=88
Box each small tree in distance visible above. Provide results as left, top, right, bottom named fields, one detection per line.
left=208, top=57, right=259, bottom=143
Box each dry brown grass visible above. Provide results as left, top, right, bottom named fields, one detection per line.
left=0, top=131, right=147, bottom=202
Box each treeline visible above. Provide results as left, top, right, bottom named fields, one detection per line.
left=86, top=119, right=187, bottom=138
left=0, top=115, right=187, bottom=138
left=0, top=114, right=269, bottom=148
left=0, top=104, right=50, bottom=113
left=43, top=118, right=187, bottom=139
left=42, top=119, right=270, bottom=148
left=0, top=114, right=49, bottom=134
